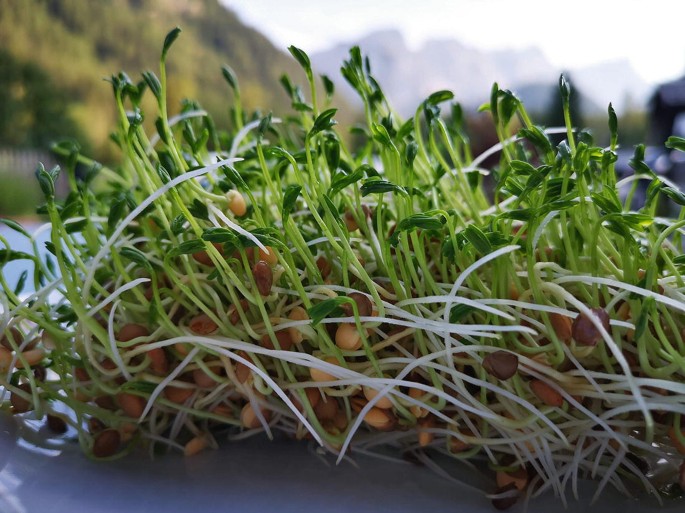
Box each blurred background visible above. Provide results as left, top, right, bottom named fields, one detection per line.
left=2, top=0, right=685, bottom=218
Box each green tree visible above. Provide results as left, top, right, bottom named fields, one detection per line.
left=0, top=49, right=85, bottom=149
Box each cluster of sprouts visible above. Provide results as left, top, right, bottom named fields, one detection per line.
left=2, top=28, right=685, bottom=508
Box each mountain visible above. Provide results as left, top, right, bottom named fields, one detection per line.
left=312, top=30, right=652, bottom=117
left=0, top=0, right=309, bottom=159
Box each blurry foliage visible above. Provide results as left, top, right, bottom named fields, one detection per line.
left=0, top=0, right=316, bottom=161
left=0, top=170, right=43, bottom=216
left=0, top=49, right=86, bottom=150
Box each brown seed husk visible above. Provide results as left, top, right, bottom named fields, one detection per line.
left=46, top=414, right=68, bottom=434
left=260, top=330, right=294, bottom=351
left=10, top=383, right=33, bottom=413
left=147, top=348, right=169, bottom=375
left=549, top=313, right=572, bottom=342
left=491, top=482, right=519, bottom=510
left=530, top=379, right=564, bottom=407
left=483, top=351, right=518, bottom=380
left=117, top=323, right=149, bottom=342
left=116, top=392, right=145, bottom=418
left=92, top=429, right=121, bottom=458
left=572, top=308, right=610, bottom=346
left=0, top=327, right=22, bottom=350
left=189, top=314, right=219, bottom=335
left=316, top=256, right=332, bottom=279
left=253, top=260, right=273, bottom=296
left=341, top=292, right=373, bottom=317
left=496, top=467, right=529, bottom=491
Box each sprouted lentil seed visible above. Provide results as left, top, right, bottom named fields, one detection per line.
left=2, top=28, right=685, bottom=508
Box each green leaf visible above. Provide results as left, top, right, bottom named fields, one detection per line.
left=171, top=239, right=207, bottom=257
left=309, top=108, right=338, bottom=137
left=202, top=227, right=237, bottom=244
left=604, top=219, right=631, bottom=239
left=257, top=112, right=273, bottom=139
left=154, top=117, right=169, bottom=145
left=634, top=297, right=654, bottom=342
left=120, top=246, right=152, bottom=271
left=288, top=46, right=312, bottom=76
left=519, top=126, right=552, bottom=155
left=171, top=214, right=186, bottom=235
left=371, top=122, right=392, bottom=146
left=322, top=194, right=342, bottom=225
left=14, top=270, right=28, bottom=295
left=490, top=83, right=499, bottom=124
left=592, top=191, right=622, bottom=214
left=282, top=184, right=302, bottom=223
left=329, top=165, right=366, bottom=197
left=321, top=74, right=335, bottom=97
left=449, top=304, right=475, bottom=323
left=662, top=186, right=685, bottom=206
left=620, top=213, right=653, bottom=229
left=56, top=304, right=77, bottom=324
left=35, top=164, right=55, bottom=198
left=120, top=381, right=158, bottom=394
left=0, top=249, right=35, bottom=263
left=425, top=90, right=454, bottom=106
left=162, top=27, right=182, bottom=60
left=629, top=144, right=654, bottom=176
left=222, top=166, right=248, bottom=190
left=406, top=141, right=418, bottom=168
left=188, top=199, right=209, bottom=220
left=463, top=225, right=492, bottom=254
left=108, top=196, right=127, bottom=230
left=397, top=213, right=445, bottom=232
left=673, top=255, right=685, bottom=266
left=559, top=74, right=571, bottom=104
left=0, top=218, right=30, bottom=238
left=142, top=71, right=162, bottom=101
left=324, top=137, right=340, bottom=172
left=65, top=219, right=88, bottom=234
left=307, top=297, right=347, bottom=325
left=497, top=208, right=536, bottom=222
left=666, top=136, right=685, bottom=152
left=497, top=89, right=520, bottom=125
left=509, top=160, right=536, bottom=176
left=221, top=65, right=239, bottom=92
left=608, top=103, right=618, bottom=144
left=360, top=178, right=407, bottom=197
left=390, top=213, right=446, bottom=246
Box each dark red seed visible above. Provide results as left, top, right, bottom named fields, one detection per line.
left=94, top=395, right=117, bottom=411
left=316, top=256, right=331, bottom=279
left=572, top=308, right=610, bottom=346
left=92, top=429, right=121, bottom=458
left=260, top=331, right=294, bottom=351
left=491, top=482, right=519, bottom=510
left=341, top=292, right=373, bottom=317
left=189, top=314, right=219, bottom=335
left=229, top=299, right=249, bottom=325
left=0, top=327, right=22, bottom=349
left=117, top=324, right=149, bottom=342
left=253, top=260, right=273, bottom=296
left=10, top=383, right=33, bottom=413
left=47, top=414, right=68, bottom=434
left=483, top=351, right=518, bottom=380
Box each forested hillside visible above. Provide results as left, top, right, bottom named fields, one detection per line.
left=0, top=0, right=310, bottom=159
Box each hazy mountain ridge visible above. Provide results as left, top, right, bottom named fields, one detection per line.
left=312, top=30, right=653, bottom=116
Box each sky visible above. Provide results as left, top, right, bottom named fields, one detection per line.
left=221, top=0, right=685, bottom=86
